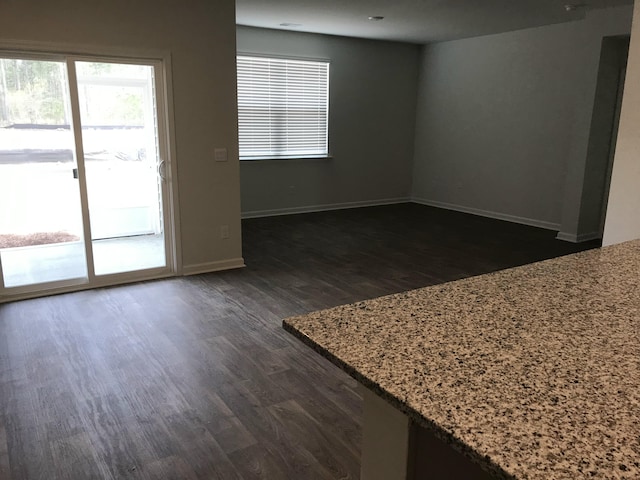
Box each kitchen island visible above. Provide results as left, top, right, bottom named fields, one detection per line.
left=283, top=240, right=640, bottom=479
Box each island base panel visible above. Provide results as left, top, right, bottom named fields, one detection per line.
left=361, top=385, right=413, bottom=480
left=361, top=386, right=497, bottom=480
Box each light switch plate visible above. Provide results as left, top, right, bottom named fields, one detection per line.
left=214, top=148, right=228, bottom=162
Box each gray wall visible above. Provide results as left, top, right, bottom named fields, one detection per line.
left=411, top=6, right=632, bottom=237
left=0, top=0, right=243, bottom=273
left=579, top=37, right=628, bottom=238
left=237, top=26, right=420, bottom=217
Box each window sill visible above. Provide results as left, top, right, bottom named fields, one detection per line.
left=240, top=155, right=333, bottom=162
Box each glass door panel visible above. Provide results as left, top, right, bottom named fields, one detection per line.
left=75, top=61, right=166, bottom=276
left=0, top=57, right=87, bottom=288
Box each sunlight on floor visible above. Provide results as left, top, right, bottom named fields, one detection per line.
left=1, top=234, right=165, bottom=288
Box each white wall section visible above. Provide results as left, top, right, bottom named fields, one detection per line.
left=603, top=3, right=640, bottom=245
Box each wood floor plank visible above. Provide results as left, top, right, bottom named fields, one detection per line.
left=4, top=420, right=55, bottom=480
left=227, top=444, right=290, bottom=480
left=77, top=394, right=148, bottom=480
left=50, top=432, right=111, bottom=480
left=267, top=399, right=360, bottom=480
left=0, top=423, right=10, bottom=480
left=266, top=368, right=361, bottom=458
left=144, top=455, right=199, bottom=480
left=0, top=204, right=599, bottom=479
left=162, top=410, right=243, bottom=480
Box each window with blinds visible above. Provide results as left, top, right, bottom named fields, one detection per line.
left=237, top=55, right=329, bottom=159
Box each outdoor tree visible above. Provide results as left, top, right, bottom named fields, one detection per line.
left=0, top=58, right=68, bottom=126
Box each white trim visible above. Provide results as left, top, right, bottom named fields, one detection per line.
left=66, top=59, right=97, bottom=283
left=411, top=197, right=561, bottom=231
left=240, top=154, right=333, bottom=161
left=241, top=197, right=411, bottom=219
left=236, top=51, right=331, bottom=65
left=0, top=270, right=174, bottom=304
left=556, top=231, right=602, bottom=243
left=158, top=53, right=182, bottom=275
left=182, top=258, right=246, bottom=276
left=152, top=56, right=181, bottom=276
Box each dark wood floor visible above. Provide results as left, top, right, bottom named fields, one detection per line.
left=0, top=204, right=599, bottom=480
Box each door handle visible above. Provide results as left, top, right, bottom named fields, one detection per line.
left=157, top=159, right=166, bottom=181
left=72, top=168, right=78, bottom=179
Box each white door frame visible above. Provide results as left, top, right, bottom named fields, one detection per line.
left=0, top=44, right=181, bottom=303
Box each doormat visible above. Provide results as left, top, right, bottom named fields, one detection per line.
left=0, top=232, right=80, bottom=249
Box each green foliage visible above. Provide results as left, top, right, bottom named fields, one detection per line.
left=0, top=59, right=148, bottom=128
left=0, top=58, right=67, bottom=126
left=115, top=92, right=143, bottom=123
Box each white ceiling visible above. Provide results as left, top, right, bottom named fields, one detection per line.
left=236, top=0, right=633, bottom=44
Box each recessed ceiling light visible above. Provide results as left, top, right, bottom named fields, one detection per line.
left=564, top=3, right=586, bottom=11
left=280, top=22, right=302, bottom=27
left=368, top=16, right=384, bottom=21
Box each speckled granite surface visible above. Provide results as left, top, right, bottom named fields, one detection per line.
left=283, top=240, right=640, bottom=480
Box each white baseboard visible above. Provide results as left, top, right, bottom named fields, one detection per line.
left=182, top=257, right=246, bottom=276
left=241, top=197, right=411, bottom=219
left=411, top=197, right=561, bottom=231
left=556, top=231, right=601, bottom=243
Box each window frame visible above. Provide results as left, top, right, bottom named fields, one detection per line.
left=236, top=53, right=331, bottom=161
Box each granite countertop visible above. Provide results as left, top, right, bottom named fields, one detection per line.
left=283, top=240, right=640, bottom=480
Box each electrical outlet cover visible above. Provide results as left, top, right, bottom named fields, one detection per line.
left=214, top=148, right=228, bottom=162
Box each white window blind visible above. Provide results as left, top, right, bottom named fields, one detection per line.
left=237, top=55, right=329, bottom=159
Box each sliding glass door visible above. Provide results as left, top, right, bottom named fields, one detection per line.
left=76, top=61, right=167, bottom=276
left=0, top=53, right=173, bottom=299
left=0, top=58, right=88, bottom=288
